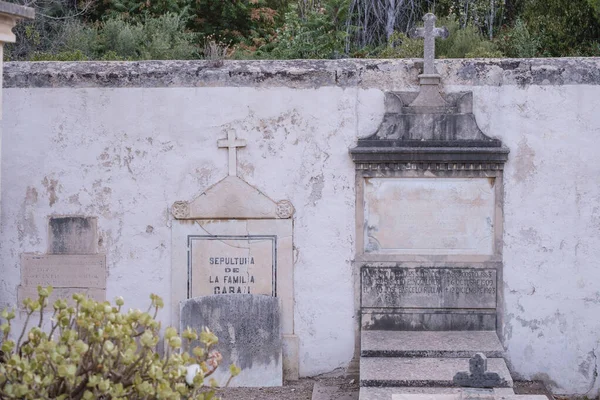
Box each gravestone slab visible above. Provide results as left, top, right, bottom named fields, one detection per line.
left=48, top=216, right=98, bottom=254
left=361, top=267, right=497, bottom=309
left=18, top=253, right=106, bottom=308
left=363, top=178, right=495, bottom=256
left=180, top=294, right=282, bottom=387
left=189, top=234, right=276, bottom=296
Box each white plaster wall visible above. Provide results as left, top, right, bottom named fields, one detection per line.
left=0, top=86, right=383, bottom=377
left=462, top=84, right=600, bottom=397
left=1, top=80, right=600, bottom=396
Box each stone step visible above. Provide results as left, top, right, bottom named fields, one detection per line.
left=359, top=387, right=465, bottom=400
left=359, top=387, right=547, bottom=400
left=361, top=331, right=504, bottom=358
left=360, top=357, right=513, bottom=388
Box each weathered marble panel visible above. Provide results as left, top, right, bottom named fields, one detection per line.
left=361, top=267, right=497, bottom=309
left=180, top=294, right=282, bottom=387
left=20, top=254, right=106, bottom=288
left=364, top=178, right=495, bottom=255
left=189, top=235, right=275, bottom=296
left=18, top=254, right=106, bottom=307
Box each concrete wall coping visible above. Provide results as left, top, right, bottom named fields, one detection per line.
left=0, top=1, right=35, bottom=20
left=4, top=57, right=600, bottom=89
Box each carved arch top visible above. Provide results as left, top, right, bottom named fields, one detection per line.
left=171, top=176, right=293, bottom=220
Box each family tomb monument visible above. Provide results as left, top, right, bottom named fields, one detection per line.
left=349, top=13, right=516, bottom=400
left=171, top=130, right=297, bottom=386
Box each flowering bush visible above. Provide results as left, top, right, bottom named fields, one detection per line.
left=0, top=287, right=238, bottom=399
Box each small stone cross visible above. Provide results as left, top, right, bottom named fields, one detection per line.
left=453, top=353, right=508, bottom=388
left=218, top=131, right=246, bottom=177
left=410, top=13, right=449, bottom=75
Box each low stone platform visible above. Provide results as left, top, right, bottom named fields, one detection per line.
left=359, top=388, right=547, bottom=400
left=361, top=331, right=504, bottom=358
left=360, top=357, right=513, bottom=388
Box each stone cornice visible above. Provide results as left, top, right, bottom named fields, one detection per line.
left=4, top=57, right=600, bottom=88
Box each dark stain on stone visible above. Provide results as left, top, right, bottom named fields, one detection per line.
left=49, top=216, right=98, bottom=254
left=42, top=177, right=60, bottom=207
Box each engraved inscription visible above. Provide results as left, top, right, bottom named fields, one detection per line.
left=18, top=286, right=105, bottom=308
left=21, top=254, right=106, bottom=288
left=364, top=178, right=495, bottom=255
left=361, top=267, right=497, bottom=309
left=189, top=235, right=276, bottom=297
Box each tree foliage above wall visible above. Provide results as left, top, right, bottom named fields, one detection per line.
left=5, top=0, right=600, bottom=60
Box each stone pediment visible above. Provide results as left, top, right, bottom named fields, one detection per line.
left=171, top=176, right=293, bottom=220
left=350, top=91, right=509, bottom=166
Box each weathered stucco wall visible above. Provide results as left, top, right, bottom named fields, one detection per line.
left=1, top=58, right=599, bottom=396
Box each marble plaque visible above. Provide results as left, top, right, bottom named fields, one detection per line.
left=18, top=286, right=105, bottom=307
left=21, top=254, right=106, bottom=288
left=364, top=178, right=495, bottom=255
left=189, top=235, right=276, bottom=297
left=361, top=267, right=497, bottom=309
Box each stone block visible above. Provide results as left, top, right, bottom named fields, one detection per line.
left=363, top=178, right=495, bottom=256
left=283, top=334, right=299, bottom=380
left=18, top=253, right=106, bottom=309
left=17, top=286, right=105, bottom=309
left=180, top=294, right=282, bottom=387
left=361, top=267, right=497, bottom=309
left=359, top=357, right=512, bottom=388
left=361, top=331, right=503, bottom=358
left=361, top=311, right=497, bottom=331
left=48, top=216, right=98, bottom=254
left=20, top=253, right=106, bottom=288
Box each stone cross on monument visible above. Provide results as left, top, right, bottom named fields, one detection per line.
left=409, top=13, right=449, bottom=107
left=218, top=131, right=246, bottom=177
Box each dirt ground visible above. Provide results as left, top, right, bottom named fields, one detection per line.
left=514, top=381, right=556, bottom=399
left=216, top=377, right=358, bottom=400
left=216, top=378, right=561, bottom=400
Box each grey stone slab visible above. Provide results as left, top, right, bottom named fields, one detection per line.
left=6, top=58, right=600, bottom=90
left=359, top=388, right=524, bottom=400
left=48, top=216, right=98, bottom=254
left=180, top=294, right=282, bottom=387
left=361, top=268, right=497, bottom=309
left=360, top=357, right=512, bottom=388
left=20, top=253, right=106, bottom=288
left=390, top=395, right=548, bottom=400
left=0, top=1, right=34, bottom=19
left=362, top=311, right=496, bottom=331
left=360, top=387, right=464, bottom=400
left=361, top=331, right=503, bottom=358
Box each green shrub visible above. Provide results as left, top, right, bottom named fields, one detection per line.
left=0, top=287, right=238, bottom=399
left=520, top=0, right=600, bottom=56
left=376, top=16, right=502, bottom=59
left=435, top=16, right=502, bottom=58
left=496, top=18, right=540, bottom=58
left=254, top=0, right=348, bottom=59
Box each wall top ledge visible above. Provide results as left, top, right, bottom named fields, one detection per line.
left=4, top=57, right=600, bottom=89
left=0, top=1, right=35, bottom=20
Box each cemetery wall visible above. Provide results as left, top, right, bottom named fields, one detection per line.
left=1, top=58, right=600, bottom=396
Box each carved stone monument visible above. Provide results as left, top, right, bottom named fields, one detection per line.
left=171, top=131, right=298, bottom=383
left=349, top=13, right=512, bottom=396
left=18, top=216, right=106, bottom=308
